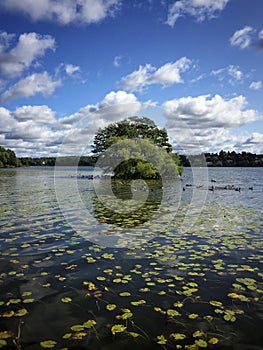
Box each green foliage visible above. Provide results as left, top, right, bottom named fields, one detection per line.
left=92, top=117, right=182, bottom=179
left=180, top=151, right=263, bottom=167
left=0, top=146, right=21, bottom=168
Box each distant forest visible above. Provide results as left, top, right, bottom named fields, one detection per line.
left=180, top=150, right=263, bottom=167
left=0, top=146, right=263, bottom=168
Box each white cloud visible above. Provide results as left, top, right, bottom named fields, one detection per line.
left=0, top=0, right=121, bottom=25
left=0, top=104, right=63, bottom=157
left=1, top=91, right=263, bottom=157
left=211, top=65, right=243, bottom=84
left=0, top=106, right=14, bottom=133
left=65, top=64, right=80, bottom=76
left=249, top=81, right=262, bottom=90
left=0, top=31, right=15, bottom=52
left=259, top=29, right=263, bottom=40
left=163, top=94, right=260, bottom=129
left=113, top=55, right=122, bottom=67
left=0, top=72, right=61, bottom=102
left=119, top=57, right=192, bottom=92
left=244, top=132, right=263, bottom=146
left=230, top=26, right=254, bottom=49
left=12, top=105, right=56, bottom=123
left=0, top=32, right=55, bottom=78
left=166, top=0, right=229, bottom=27
left=59, top=90, right=143, bottom=129
left=168, top=126, right=247, bottom=154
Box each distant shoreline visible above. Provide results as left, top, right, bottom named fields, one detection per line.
left=18, top=151, right=263, bottom=168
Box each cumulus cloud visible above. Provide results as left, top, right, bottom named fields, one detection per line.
left=163, top=94, right=263, bottom=153
left=1, top=91, right=263, bottom=156
left=166, top=0, right=229, bottom=27
left=12, top=105, right=56, bottom=123
left=0, top=106, right=14, bottom=133
left=249, top=81, right=262, bottom=90
left=0, top=31, right=55, bottom=78
left=168, top=126, right=248, bottom=154
left=119, top=58, right=192, bottom=92
left=244, top=132, right=263, bottom=146
left=59, top=90, right=144, bottom=130
left=0, top=0, right=121, bottom=25
left=0, top=72, right=61, bottom=102
left=0, top=31, right=15, bottom=51
left=163, top=94, right=260, bottom=129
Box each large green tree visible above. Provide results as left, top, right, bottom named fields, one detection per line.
left=92, top=117, right=182, bottom=179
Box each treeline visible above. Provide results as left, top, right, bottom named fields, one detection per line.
left=19, top=156, right=98, bottom=167
left=1, top=146, right=263, bottom=168
left=180, top=151, right=263, bottom=167
left=0, top=146, right=21, bottom=168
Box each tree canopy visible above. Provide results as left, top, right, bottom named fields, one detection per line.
left=0, top=146, right=21, bottom=168
left=92, top=117, right=182, bottom=179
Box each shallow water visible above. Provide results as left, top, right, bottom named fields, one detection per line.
left=0, top=167, right=262, bottom=349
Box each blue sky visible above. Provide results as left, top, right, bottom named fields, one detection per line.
left=0, top=0, right=262, bottom=157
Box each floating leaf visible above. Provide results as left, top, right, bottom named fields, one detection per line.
left=227, top=292, right=239, bottom=299
left=23, top=299, right=35, bottom=303
left=128, top=332, right=140, bottom=338
left=83, top=320, right=96, bottom=328
left=119, top=292, right=131, bottom=297
left=72, top=332, right=87, bottom=340
left=214, top=308, right=224, bottom=314
left=106, top=304, right=117, bottom=311
left=9, top=299, right=21, bottom=304
left=157, top=335, right=167, bottom=345
left=208, top=337, right=219, bottom=344
left=167, top=309, right=180, bottom=317
left=97, top=276, right=106, bottom=281
left=15, top=308, right=28, bottom=317
left=130, top=299, right=146, bottom=306
left=154, top=307, right=162, bottom=312
left=209, top=301, right=223, bottom=307
left=111, top=324, right=127, bottom=335
left=192, top=330, right=204, bottom=338
left=102, top=253, right=114, bottom=259
left=0, top=331, right=12, bottom=339
left=0, top=340, right=7, bottom=347
left=188, top=313, right=198, bottom=319
left=195, top=339, right=208, bottom=347
left=61, top=297, right=72, bottom=303
left=1, top=311, right=15, bottom=318
left=170, top=333, right=186, bottom=340
left=62, top=333, right=72, bottom=339
left=223, top=314, right=236, bottom=322
left=158, top=291, right=166, bottom=295
left=40, top=340, right=57, bottom=348
left=70, top=325, right=85, bottom=332
left=173, top=302, right=184, bottom=308
left=120, top=312, right=133, bottom=320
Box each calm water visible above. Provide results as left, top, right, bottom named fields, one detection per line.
left=0, top=167, right=262, bottom=350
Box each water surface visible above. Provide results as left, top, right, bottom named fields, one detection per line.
left=0, top=167, right=262, bottom=349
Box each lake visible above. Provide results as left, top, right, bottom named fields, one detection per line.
left=0, top=167, right=262, bottom=350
